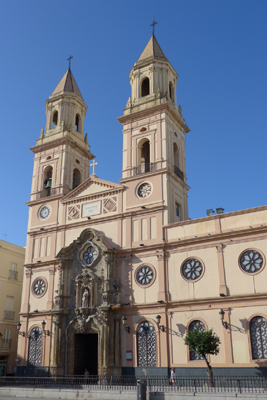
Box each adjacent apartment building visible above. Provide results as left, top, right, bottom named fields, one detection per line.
left=0, top=240, right=25, bottom=375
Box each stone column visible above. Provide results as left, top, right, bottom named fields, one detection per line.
left=157, top=251, right=169, bottom=302
left=22, top=268, right=32, bottom=313
left=216, top=244, right=229, bottom=296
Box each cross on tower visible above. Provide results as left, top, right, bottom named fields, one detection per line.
left=67, top=55, right=73, bottom=69
left=90, top=160, right=98, bottom=176
left=150, top=17, right=158, bottom=36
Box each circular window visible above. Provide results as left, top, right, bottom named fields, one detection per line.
left=39, top=205, right=50, bottom=220
left=181, top=258, right=204, bottom=281
left=82, top=245, right=98, bottom=266
left=32, top=277, right=47, bottom=297
left=239, top=249, right=264, bottom=274
left=137, top=182, right=152, bottom=199
left=135, top=265, right=155, bottom=287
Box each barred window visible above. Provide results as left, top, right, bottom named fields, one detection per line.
left=189, top=320, right=206, bottom=360
left=28, top=327, right=43, bottom=366
left=137, top=321, right=156, bottom=367
left=250, top=316, right=267, bottom=359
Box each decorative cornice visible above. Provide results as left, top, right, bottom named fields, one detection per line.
left=165, top=227, right=267, bottom=253
left=26, top=193, right=63, bottom=207
left=165, top=204, right=267, bottom=230
left=117, top=102, right=190, bottom=134
left=30, top=135, right=94, bottom=159
left=62, top=186, right=124, bottom=206
left=120, top=167, right=189, bottom=189
left=121, top=292, right=267, bottom=313
left=61, top=176, right=123, bottom=204
left=27, top=204, right=165, bottom=238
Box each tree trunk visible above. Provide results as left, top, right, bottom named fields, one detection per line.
left=203, top=355, right=214, bottom=387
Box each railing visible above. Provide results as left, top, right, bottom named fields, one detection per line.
left=174, top=165, right=184, bottom=181
left=9, top=270, right=17, bottom=280
left=3, top=310, right=15, bottom=320
left=1, top=339, right=11, bottom=349
left=35, top=188, right=58, bottom=200
left=133, top=162, right=157, bottom=176
left=0, top=375, right=267, bottom=394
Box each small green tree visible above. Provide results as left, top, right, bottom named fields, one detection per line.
left=184, top=329, right=220, bottom=386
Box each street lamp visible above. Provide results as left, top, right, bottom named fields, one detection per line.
left=156, top=315, right=165, bottom=332
left=219, top=309, right=229, bottom=329
left=122, top=316, right=130, bottom=333
left=41, top=320, right=51, bottom=336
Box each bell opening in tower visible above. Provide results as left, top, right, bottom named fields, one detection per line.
left=141, top=78, right=150, bottom=97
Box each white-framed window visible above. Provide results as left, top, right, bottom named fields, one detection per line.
left=2, top=329, right=10, bottom=349
left=9, top=263, right=17, bottom=279
left=4, top=297, right=14, bottom=320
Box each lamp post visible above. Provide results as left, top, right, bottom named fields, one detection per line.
left=156, top=315, right=165, bottom=332
left=219, top=309, right=229, bottom=329
left=122, top=316, right=130, bottom=333
left=17, top=322, right=26, bottom=337
left=41, top=320, right=51, bottom=336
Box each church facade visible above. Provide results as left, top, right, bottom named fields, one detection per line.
left=18, top=34, right=267, bottom=377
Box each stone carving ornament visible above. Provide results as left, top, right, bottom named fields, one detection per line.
left=82, top=288, right=89, bottom=308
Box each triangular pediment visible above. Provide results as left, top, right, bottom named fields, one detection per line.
left=62, top=175, right=123, bottom=203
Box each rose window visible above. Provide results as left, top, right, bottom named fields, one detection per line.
left=32, top=278, right=46, bottom=296
left=83, top=245, right=98, bottom=266
left=239, top=250, right=263, bottom=274
left=136, top=265, right=154, bottom=286
left=182, top=258, right=203, bottom=281
left=137, top=183, right=152, bottom=198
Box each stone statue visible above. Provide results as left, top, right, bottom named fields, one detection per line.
left=82, top=288, right=89, bottom=308
left=39, top=128, right=44, bottom=138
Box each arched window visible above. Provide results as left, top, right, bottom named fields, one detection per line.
left=173, top=143, right=179, bottom=168
left=137, top=139, right=150, bottom=174
left=250, top=316, right=267, bottom=359
left=189, top=320, right=206, bottom=360
left=169, top=82, right=174, bottom=101
left=72, top=168, right=81, bottom=189
left=28, top=327, right=43, bottom=366
left=141, top=78, right=150, bottom=97
left=52, top=111, right=58, bottom=129
left=75, top=114, right=81, bottom=132
left=43, top=166, right=53, bottom=197
left=137, top=321, right=156, bottom=367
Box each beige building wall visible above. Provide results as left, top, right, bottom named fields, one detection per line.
left=0, top=240, right=25, bottom=375
left=19, top=34, right=267, bottom=377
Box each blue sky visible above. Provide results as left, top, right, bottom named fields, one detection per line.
left=0, top=1, right=266, bottom=246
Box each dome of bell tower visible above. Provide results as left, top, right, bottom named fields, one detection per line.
left=125, top=34, right=178, bottom=114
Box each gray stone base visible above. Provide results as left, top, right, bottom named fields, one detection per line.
left=122, top=367, right=267, bottom=377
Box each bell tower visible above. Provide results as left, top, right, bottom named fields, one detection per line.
left=30, top=67, right=94, bottom=201
left=118, top=32, right=190, bottom=224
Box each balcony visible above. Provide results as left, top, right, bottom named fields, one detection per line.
left=36, top=188, right=58, bottom=200
left=1, top=339, right=11, bottom=349
left=3, top=310, right=15, bottom=320
left=174, top=165, right=184, bottom=181
left=133, top=162, right=157, bottom=176
left=9, top=270, right=17, bottom=280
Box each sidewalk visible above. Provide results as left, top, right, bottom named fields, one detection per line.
left=1, top=386, right=267, bottom=400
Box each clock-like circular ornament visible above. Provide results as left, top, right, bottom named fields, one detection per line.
left=32, top=277, right=47, bottom=297
left=137, top=182, right=152, bottom=199
left=39, top=205, right=50, bottom=220
left=82, top=245, right=98, bottom=266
